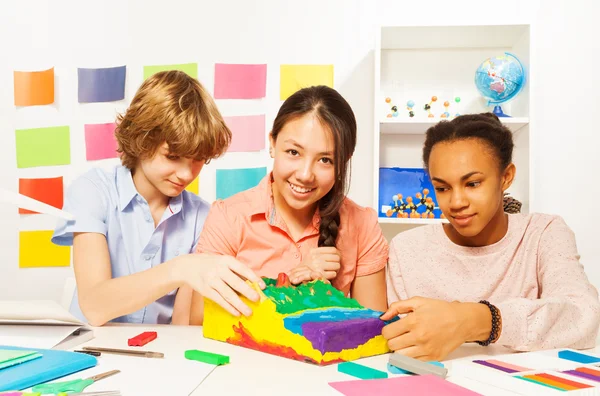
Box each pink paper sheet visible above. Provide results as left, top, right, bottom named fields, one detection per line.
left=329, top=375, right=481, bottom=396
left=224, top=114, right=265, bottom=152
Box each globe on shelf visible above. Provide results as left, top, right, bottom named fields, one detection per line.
left=474, top=52, right=525, bottom=117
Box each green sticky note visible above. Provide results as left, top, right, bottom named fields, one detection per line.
left=15, top=126, right=70, bottom=168
left=216, top=167, right=266, bottom=200
left=143, top=63, right=198, bottom=80
left=185, top=349, right=229, bottom=365
left=338, top=361, right=388, bottom=380
left=0, top=350, right=36, bottom=364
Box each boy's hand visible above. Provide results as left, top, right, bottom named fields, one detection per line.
left=176, top=254, right=265, bottom=318
left=289, top=247, right=341, bottom=284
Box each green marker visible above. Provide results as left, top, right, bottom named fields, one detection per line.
left=185, top=349, right=229, bottom=365
left=338, top=361, right=388, bottom=380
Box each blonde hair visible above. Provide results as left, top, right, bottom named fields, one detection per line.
left=115, top=70, right=231, bottom=169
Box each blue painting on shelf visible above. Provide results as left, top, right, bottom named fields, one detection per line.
left=378, top=167, right=443, bottom=219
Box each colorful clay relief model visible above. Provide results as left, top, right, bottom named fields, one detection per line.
left=203, top=273, right=391, bottom=365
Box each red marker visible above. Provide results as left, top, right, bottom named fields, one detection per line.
left=128, top=331, right=157, bottom=347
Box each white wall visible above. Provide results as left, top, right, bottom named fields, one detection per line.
left=1, top=0, right=599, bottom=302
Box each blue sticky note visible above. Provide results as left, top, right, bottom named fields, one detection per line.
left=387, top=361, right=444, bottom=374
left=558, top=350, right=600, bottom=364
left=216, top=167, right=267, bottom=200
left=78, top=66, right=126, bottom=103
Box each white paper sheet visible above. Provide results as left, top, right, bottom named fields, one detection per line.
left=0, top=300, right=94, bottom=349
left=0, top=300, right=83, bottom=325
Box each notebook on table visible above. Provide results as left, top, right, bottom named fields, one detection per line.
left=0, top=345, right=97, bottom=391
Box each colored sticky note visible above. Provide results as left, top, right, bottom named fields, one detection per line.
left=558, top=350, right=600, bottom=364
left=143, top=63, right=197, bottom=80
left=216, top=167, right=266, bottom=200
left=13, top=67, right=54, bottom=106
left=338, top=362, right=388, bottom=379
left=18, top=177, right=64, bottom=215
left=15, top=126, right=70, bottom=168
left=214, top=64, right=267, bottom=99
left=387, top=361, right=444, bottom=375
left=0, top=350, right=42, bottom=370
left=78, top=66, right=126, bottom=103
left=185, top=177, right=199, bottom=194
left=280, top=64, right=333, bottom=100
left=0, top=350, right=37, bottom=364
left=19, top=230, right=70, bottom=268
left=224, top=115, right=265, bottom=152
left=84, top=123, right=118, bottom=161
left=329, top=375, right=481, bottom=396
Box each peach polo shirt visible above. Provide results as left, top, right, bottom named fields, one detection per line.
left=196, top=175, right=389, bottom=295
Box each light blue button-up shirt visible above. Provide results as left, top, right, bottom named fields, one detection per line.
left=52, top=165, right=210, bottom=324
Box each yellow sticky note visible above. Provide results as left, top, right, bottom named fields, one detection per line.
left=280, top=64, right=334, bottom=100
left=185, top=177, right=199, bottom=195
left=19, top=230, right=70, bottom=268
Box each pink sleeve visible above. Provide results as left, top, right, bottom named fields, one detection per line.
left=355, top=208, right=389, bottom=277
left=385, top=236, right=409, bottom=305
left=195, top=200, right=238, bottom=256
left=495, top=217, right=600, bottom=350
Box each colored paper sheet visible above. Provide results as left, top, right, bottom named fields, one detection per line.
left=224, top=114, right=265, bottom=152
left=78, top=65, right=126, bottom=103
left=0, top=351, right=42, bottom=370
left=214, top=63, right=267, bottom=99
left=558, top=350, right=600, bottom=364
left=84, top=122, right=118, bottom=161
left=280, top=64, right=333, bottom=100
left=15, top=126, right=70, bottom=168
left=0, top=350, right=37, bottom=364
left=185, top=177, right=199, bottom=195
left=143, top=63, right=197, bottom=80
left=14, top=67, right=54, bottom=106
left=19, top=230, right=70, bottom=268
left=329, top=375, right=481, bottom=396
left=216, top=167, right=266, bottom=200
left=18, top=177, right=64, bottom=215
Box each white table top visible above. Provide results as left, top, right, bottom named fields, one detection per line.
left=72, top=323, right=554, bottom=396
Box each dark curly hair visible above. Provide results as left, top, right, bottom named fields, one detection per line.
left=422, top=113, right=514, bottom=170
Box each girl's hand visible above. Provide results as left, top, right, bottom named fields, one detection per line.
left=176, top=254, right=266, bottom=318
left=380, top=297, right=492, bottom=361
left=289, top=247, right=341, bottom=284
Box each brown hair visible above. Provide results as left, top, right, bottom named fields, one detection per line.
left=271, top=86, right=357, bottom=248
left=423, top=112, right=514, bottom=170
left=115, top=70, right=231, bottom=169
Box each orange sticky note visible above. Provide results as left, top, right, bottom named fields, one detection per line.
left=18, top=177, right=64, bottom=215
left=19, top=230, right=70, bottom=268
left=14, top=67, right=55, bottom=106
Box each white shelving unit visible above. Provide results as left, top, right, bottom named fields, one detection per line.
left=373, top=24, right=531, bottom=236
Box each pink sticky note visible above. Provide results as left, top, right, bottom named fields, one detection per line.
left=84, top=122, right=118, bottom=161
left=329, top=375, right=482, bottom=396
left=224, top=114, right=265, bottom=152
left=214, top=64, right=267, bottom=99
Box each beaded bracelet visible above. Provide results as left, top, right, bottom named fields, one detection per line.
left=477, top=300, right=502, bottom=346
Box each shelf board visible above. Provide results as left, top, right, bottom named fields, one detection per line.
left=378, top=217, right=449, bottom=225
left=381, top=25, right=529, bottom=50
left=380, top=117, right=529, bottom=135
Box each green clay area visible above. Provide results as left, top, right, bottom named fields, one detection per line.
left=261, top=278, right=362, bottom=314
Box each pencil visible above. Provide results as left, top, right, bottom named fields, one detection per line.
left=82, top=346, right=164, bottom=358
